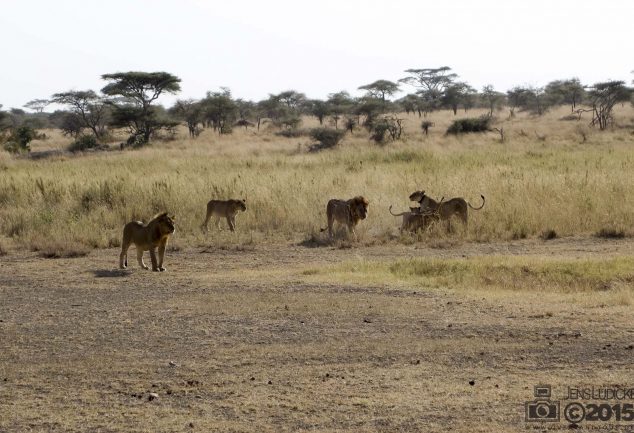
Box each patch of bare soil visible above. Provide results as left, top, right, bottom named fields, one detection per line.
left=1, top=237, right=633, bottom=432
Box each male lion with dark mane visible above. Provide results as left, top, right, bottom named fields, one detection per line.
left=320, top=196, right=369, bottom=238
left=201, top=199, right=247, bottom=232
left=119, top=212, right=175, bottom=271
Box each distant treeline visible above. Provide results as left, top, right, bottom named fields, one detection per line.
left=1, top=67, right=632, bottom=152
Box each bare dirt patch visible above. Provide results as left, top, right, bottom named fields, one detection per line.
left=1, top=237, right=633, bottom=432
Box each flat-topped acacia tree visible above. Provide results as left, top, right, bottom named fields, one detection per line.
left=101, top=71, right=181, bottom=145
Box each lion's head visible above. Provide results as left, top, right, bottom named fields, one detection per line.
left=350, top=196, right=369, bottom=221
left=150, top=212, right=176, bottom=238
left=409, top=190, right=425, bottom=203
left=235, top=199, right=247, bottom=212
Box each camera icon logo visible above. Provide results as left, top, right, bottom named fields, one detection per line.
left=525, top=385, right=560, bottom=422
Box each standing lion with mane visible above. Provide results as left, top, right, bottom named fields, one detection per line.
left=320, top=196, right=369, bottom=238
left=119, top=212, right=175, bottom=272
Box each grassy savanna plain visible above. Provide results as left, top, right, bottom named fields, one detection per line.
left=1, top=106, right=634, bottom=432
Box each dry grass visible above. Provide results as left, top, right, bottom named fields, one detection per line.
left=301, top=255, right=634, bottom=304
left=1, top=105, right=634, bottom=252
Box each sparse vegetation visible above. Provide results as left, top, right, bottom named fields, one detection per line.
left=68, top=135, right=101, bottom=153
left=3, top=125, right=35, bottom=153
left=1, top=105, right=634, bottom=250
left=309, top=127, right=346, bottom=151
left=446, top=116, right=491, bottom=134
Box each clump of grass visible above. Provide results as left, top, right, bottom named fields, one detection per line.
left=30, top=239, right=90, bottom=258
left=540, top=229, right=558, bottom=240
left=0, top=241, right=7, bottom=256
left=306, top=256, right=634, bottom=295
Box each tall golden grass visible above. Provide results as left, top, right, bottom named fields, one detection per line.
left=1, top=106, right=633, bottom=250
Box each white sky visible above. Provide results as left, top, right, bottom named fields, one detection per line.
left=1, top=0, right=632, bottom=110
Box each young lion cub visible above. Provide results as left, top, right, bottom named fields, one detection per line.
left=119, top=212, right=175, bottom=272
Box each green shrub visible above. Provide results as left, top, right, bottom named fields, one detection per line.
left=308, top=127, right=346, bottom=152
left=370, top=117, right=403, bottom=144
left=3, top=126, right=35, bottom=154
left=446, top=116, right=491, bottom=134
left=68, top=135, right=100, bottom=153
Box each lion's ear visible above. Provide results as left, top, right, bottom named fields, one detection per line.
left=243, top=198, right=247, bottom=202
left=170, top=215, right=176, bottom=221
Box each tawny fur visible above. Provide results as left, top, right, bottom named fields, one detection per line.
left=409, top=190, right=485, bottom=231
left=320, top=196, right=369, bottom=238
left=201, top=199, right=247, bottom=232
left=119, top=212, right=175, bottom=271
left=389, top=197, right=445, bottom=233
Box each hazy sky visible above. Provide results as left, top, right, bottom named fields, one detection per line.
left=1, top=0, right=632, bottom=110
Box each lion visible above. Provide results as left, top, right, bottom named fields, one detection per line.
left=408, top=190, right=485, bottom=231
left=320, top=196, right=369, bottom=238
left=201, top=199, right=247, bottom=232
left=389, top=197, right=444, bottom=233
left=119, top=212, right=175, bottom=271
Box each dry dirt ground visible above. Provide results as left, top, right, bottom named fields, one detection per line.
left=1, top=237, right=634, bottom=432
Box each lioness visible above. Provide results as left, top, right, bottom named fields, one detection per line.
left=119, top=212, right=175, bottom=271
left=201, top=199, right=247, bottom=232
left=389, top=197, right=444, bottom=233
left=409, top=190, right=485, bottom=231
left=320, top=196, right=369, bottom=238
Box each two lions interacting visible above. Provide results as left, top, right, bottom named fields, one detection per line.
left=404, top=190, right=485, bottom=232
left=389, top=197, right=445, bottom=233
left=119, top=212, right=175, bottom=271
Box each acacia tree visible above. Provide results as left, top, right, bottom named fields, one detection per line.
left=200, top=88, right=238, bottom=134
left=399, top=66, right=457, bottom=113
left=587, top=81, right=629, bottom=130
left=358, top=80, right=399, bottom=102
left=51, top=90, right=109, bottom=139
left=169, top=99, right=203, bottom=137
left=326, top=91, right=354, bottom=129
left=274, top=90, right=306, bottom=110
left=23, top=98, right=50, bottom=113
left=506, top=87, right=525, bottom=118
left=481, top=85, right=505, bottom=117
left=306, top=99, right=330, bottom=125
left=507, top=86, right=551, bottom=116
left=101, top=71, right=181, bottom=144
left=442, top=82, right=475, bottom=115
left=544, top=78, right=585, bottom=112
left=397, top=94, right=425, bottom=117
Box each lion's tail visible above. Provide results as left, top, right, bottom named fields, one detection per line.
left=389, top=205, right=407, bottom=217
left=468, top=194, right=485, bottom=210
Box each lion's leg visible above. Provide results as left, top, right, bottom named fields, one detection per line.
left=348, top=223, right=357, bottom=239
left=214, top=216, right=222, bottom=231
left=158, top=239, right=167, bottom=272
left=460, top=211, right=468, bottom=228
left=137, top=248, right=149, bottom=270
left=226, top=215, right=235, bottom=232
left=149, top=248, right=159, bottom=272
left=119, top=242, right=130, bottom=269
left=201, top=210, right=211, bottom=233
left=328, top=216, right=334, bottom=238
